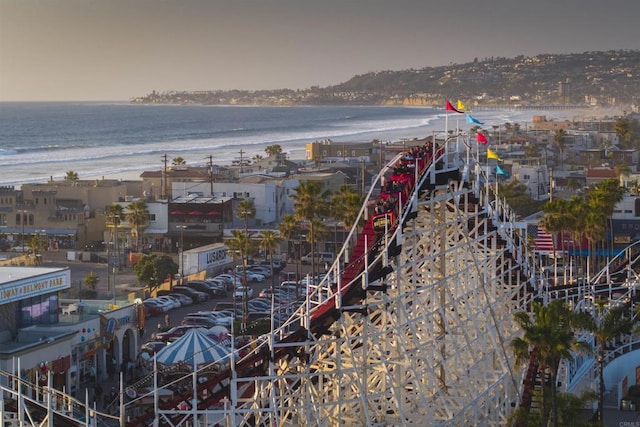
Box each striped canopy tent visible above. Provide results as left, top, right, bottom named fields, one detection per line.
left=155, top=327, right=232, bottom=365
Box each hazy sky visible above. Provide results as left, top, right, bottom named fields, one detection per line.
left=1, top=0, right=639, bottom=102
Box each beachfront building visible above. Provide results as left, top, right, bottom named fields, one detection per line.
left=2, top=179, right=144, bottom=251
left=0, top=265, right=142, bottom=397
left=305, top=139, right=385, bottom=168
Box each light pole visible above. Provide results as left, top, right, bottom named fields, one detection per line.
left=176, top=225, right=188, bottom=284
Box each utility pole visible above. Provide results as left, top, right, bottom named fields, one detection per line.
left=205, top=155, right=214, bottom=195
left=239, top=149, right=245, bottom=174
left=161, top=153, right=169, bottom=199
left=549, top=167, right=554, bottom=202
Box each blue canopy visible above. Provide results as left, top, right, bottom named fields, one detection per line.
left=155, top=328, right=232, bottom=365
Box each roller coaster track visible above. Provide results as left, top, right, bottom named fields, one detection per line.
left=4, top=137, right=638, bottom=426
left=119, top=140, right=541, bottom=427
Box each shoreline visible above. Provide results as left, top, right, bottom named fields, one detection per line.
left=3, top=105, right=624, bottom=189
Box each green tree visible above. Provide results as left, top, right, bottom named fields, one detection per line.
left=226, top=229, right=256, bottom=330
left=330, top=184, right=363, bottom=232
left=583, top=304, right=634, bottom=425
left=499, top=179, right=545, bottom=218
left=524, top=144, right=540, bottom=158
left=65, top=170, right=79, bottom=181
left=265, top=144, right=283, bottom=157
left=83, top=271, right=99, bottom=298
left=554, top=129, right=567, bottom=168
left=172, top=157, right=186, bottom=166
left=278, top=214, right=299, bottom=260
left=134, top=254, right=178, bottom=294
left=291, top=180, right=331, bottom=281
left=126, top=200, right=149, bottom=252
left=258, top=230, right=282, bottom=294
left=510, top=300, right=591, bottom=427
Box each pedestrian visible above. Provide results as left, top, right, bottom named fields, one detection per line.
left=95, top=383, right=103, bottom=406
left=89, top=364, right=96, bottom=383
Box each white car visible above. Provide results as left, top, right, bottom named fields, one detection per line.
left=243, top=271, right=265, bottom=282
left=186, top=311, right=234, bottom=327
left=156, top=296, right=181, bottom=310
left=234, top=286, right=254, bottom=299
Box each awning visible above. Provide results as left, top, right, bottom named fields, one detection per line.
left=143, top=228, right=168, bottom=235
left=0, top=227, right=77, bottom=236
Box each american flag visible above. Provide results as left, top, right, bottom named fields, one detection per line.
left=527, top=223, right=554, bottom=253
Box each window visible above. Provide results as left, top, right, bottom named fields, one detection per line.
left=0, top=214, right=6, bottom=226
left=352, top=150, right=356, bottom=156
left=634, top=198, right=640, bottom=217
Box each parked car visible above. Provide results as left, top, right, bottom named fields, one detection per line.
left=155, top=325, right=197, bottom=342
left=148, top=297, right=176, bottom=312
left=234, top=286, right=254, bottom=299
left=140, top=341, right=167, bottom=354
left=155, top=295, right=181, bottom=310
left=186, top=311, right=234, bottom=327
left=214, top=273, right=244, bottom=288
left=172, top=286, right=208, bottom=302
left=247, top=265, right=271, bottom=277
left=167, top=293, right=194, bottom=306
left=11, top=245, right=31, bottom=253
left=143, top=299, right=166, bottom=315
left=186, top=280, right=225, bottom=298
left=244, top=271, right=265, bottom=282
left=182, top=315, right=219, bottom=329
left=260, top=259, right=285, bottom=271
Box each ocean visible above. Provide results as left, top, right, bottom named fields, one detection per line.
left=0, top=102, right=562, bottom=187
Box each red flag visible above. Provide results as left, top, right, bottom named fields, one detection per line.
left=445, top=100, right=463, bottom=113
left=477, top=132, right=488, bottom=144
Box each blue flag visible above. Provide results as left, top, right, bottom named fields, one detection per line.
left=466, top=114, right=484, bottom=125
left=496, top=165, right=509, bottom=176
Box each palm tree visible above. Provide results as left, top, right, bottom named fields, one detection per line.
left=541, top=198, right=573, bottom=274
left=510, top=300, right=591, bottom=427
left=264, top=144, right=283, bottom=157
left=583, top=304, right=634, bottom=425
left=258, top=230, right=282, bottom=295
left=252, top=154, right=263, bottom=164
left=65, top=170, right=79, bottom=182
left=330, top=184, right=363, bottom=232
left=291, top=180, right=331, bottom=283
left=554, top=129, right=567, bottom=168
left=226, top=229, right=256, bottom=330
left=125, top=200, right=149, bottom=252
left=172, top=157, right=186, bottom=166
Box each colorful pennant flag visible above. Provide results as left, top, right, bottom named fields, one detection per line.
left=496, top=165, right=509, bottom=176
left=477, top=132, right=488, bottom=144
left=487, top=148, right=502, bottom=161
left=466, top=114, right=484, bottom=125
left=445, top=100, right=463, bottom=114
left=457, top=100, right=468, bottom=111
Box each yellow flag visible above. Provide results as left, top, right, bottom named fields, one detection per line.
left=457, top=100, right=469, bottom=111
left=487, top=148, right=502, bottom=161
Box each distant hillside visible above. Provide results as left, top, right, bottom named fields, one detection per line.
left=132, top=50, right=640, bottom=108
